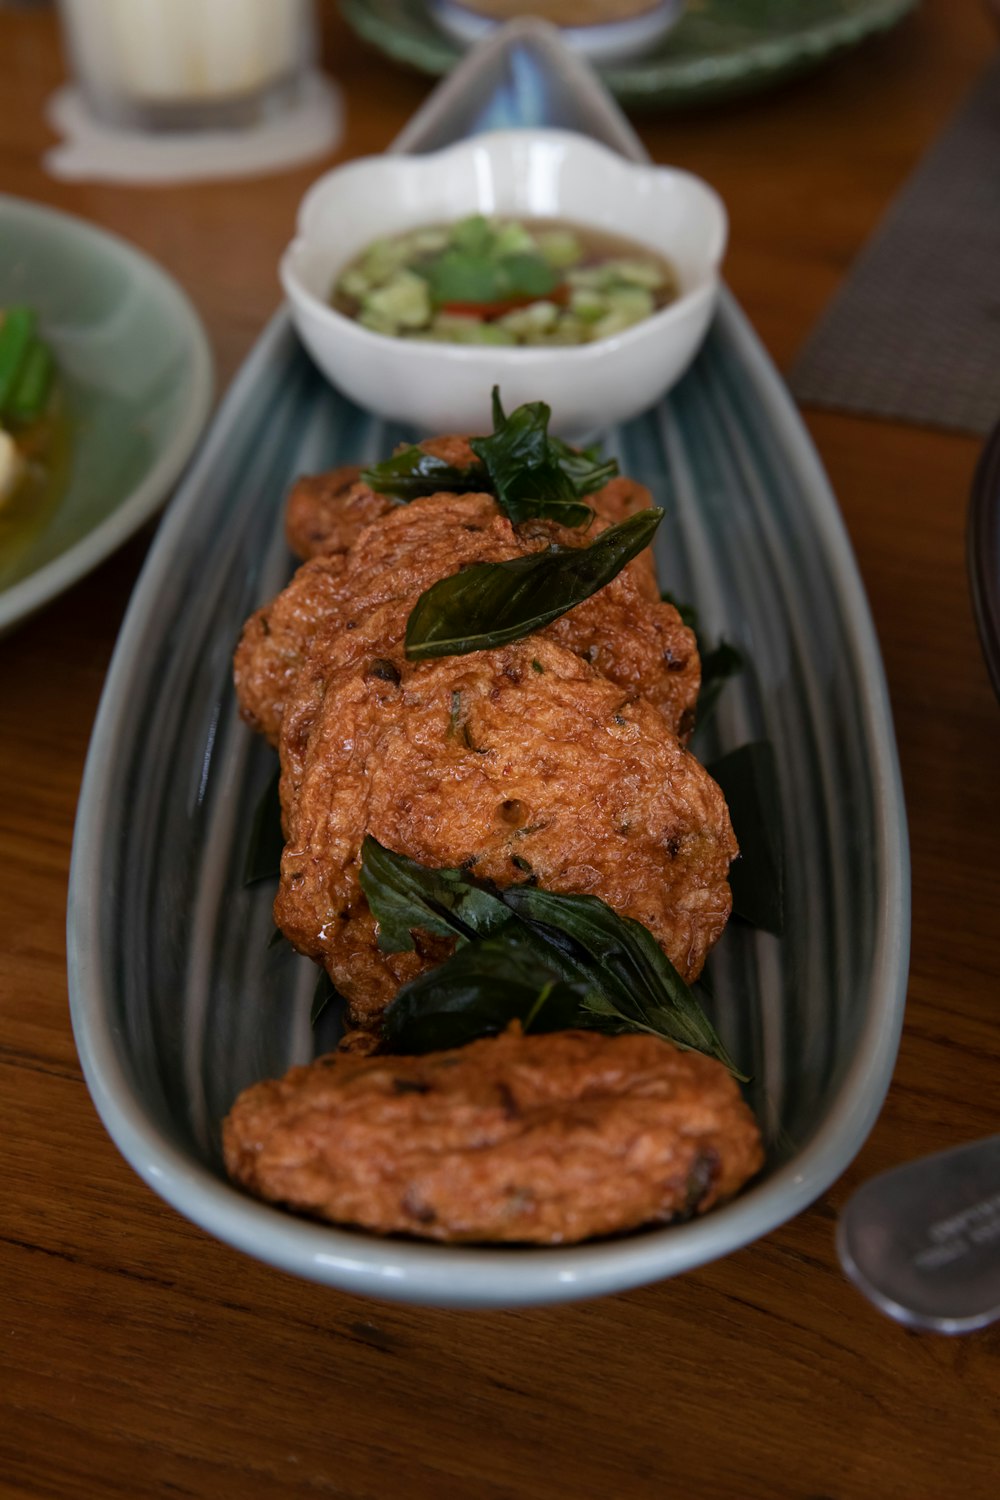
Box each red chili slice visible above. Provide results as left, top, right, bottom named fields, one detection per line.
left=440, top=283, right=570, bottom=321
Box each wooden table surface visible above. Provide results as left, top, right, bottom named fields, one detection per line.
left=3, top=3, right=999, bottom=1496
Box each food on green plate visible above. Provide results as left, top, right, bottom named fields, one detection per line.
left=331, top=214, right=679, bottom=345
left=224, top=394, right=762, bottom=1245
left=0, top=305, right=58, bottom=505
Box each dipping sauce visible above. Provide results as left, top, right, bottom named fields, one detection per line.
left=331, top=216, right=679, bottom=347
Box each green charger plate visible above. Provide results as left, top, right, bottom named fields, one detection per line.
left=341, top=0, right=920, bottom=108
left=0, top=196, right=213, bottom=634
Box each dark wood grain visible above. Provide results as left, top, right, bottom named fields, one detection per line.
left=2, top=4, right=999, bottom=1497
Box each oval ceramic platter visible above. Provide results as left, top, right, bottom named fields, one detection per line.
left=341, top=0, right=920, bottom=109
left=969, top=419, right=1000, bottom=703
left=0, top=196, right=213, bottom=635
left=67, top=21, right=910, bottom=1308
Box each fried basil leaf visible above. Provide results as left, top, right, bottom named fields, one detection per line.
left=362, top=390, right=617, bottom=526
left=660, top=590, right=744, bottom=731
left=697, top=640, right=745, bottom=728
left=360, top=447, right=485, bottom=501
left=405, top=506, right=663, bottom=660
left=469, top=390, right=595, bottom=527
left=243, top=767, right=284, bottom=886
left=310, top=969, right=343, bottom=1027
left=359, top=834, right=510, bottom=952
left=708, top=740, right=784, bottom=936
left=360, top=841, right=743, bottom=1075
left=502, top=886, right=745, bottom=1079
left=383, top=930, right=593, bottom=1054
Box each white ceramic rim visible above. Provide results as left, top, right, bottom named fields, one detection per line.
left=279, top=127, right=728, bottom=373
left=0, top=194, right=214, bottom=634
left=67, top=297, right=911, bottom=1309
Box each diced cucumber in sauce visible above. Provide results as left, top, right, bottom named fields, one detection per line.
left=333, top=216, right=675, bottom=346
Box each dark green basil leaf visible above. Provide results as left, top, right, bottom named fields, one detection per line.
left=359, top=841, right=744, bottom=1076
left=470, top=390, right=594, bottom=527
left=659, top=590, right=744, bottom=732
left=383, top=930, right=593, bottom=1055
left=501, top=886, right=744, bottom=1079
left=363, top=391, right=618, bottom=528
left=361, top=447, right=486, bottom=501
left=547, top=435, right=618, bottom=497
left=359, top=834, right=510, bottom=952
left=405, top=506, right=664, bottom=661
left=311, top=969, right=344, bottom=1027
left=708, top=741, right=784, bottom=936
left=243, top=767, right=284, bottom=886
left=697, top=641, right=745, bottom=729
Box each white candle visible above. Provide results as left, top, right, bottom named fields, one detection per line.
left=59, top=0, right=312, bottom=111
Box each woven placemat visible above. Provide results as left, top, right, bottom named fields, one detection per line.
left=790, top=56, right=1000, bottom=435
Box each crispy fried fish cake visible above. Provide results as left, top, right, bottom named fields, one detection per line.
left=235, top=490, right=698, bottom=745
left=285, top=465, right=393, bottom=562
left=222, top=1029, right=763, bottom=1245
left=233, top=554, right=346, bottom=743
left=285, top=439, right=477, bottom=562
left=274, top=637, right=735, bottom=1027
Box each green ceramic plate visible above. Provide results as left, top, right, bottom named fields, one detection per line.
left=0, top=196, right=213, bottom=634
left=341, top=0, right=920, bottom=107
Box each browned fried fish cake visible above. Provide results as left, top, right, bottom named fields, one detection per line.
left=283, top=436, right=479, bottom=562
left=235, top=489, right=698, bottom=745
left=274, top=637, right=735, bottom=1030
left=222, top=1028, right=764, bottom=1245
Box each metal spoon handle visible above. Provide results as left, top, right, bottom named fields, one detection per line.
left=837, top=1135, right=1000, bottom=1333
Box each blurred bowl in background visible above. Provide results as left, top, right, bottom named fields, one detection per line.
left=427, top=0, right=686, bottom=65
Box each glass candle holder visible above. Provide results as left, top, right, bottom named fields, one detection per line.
left=56, top=0, right=317, bottom=131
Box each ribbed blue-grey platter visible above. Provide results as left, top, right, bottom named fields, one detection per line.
left=67, top=22, right=910, bottom=1307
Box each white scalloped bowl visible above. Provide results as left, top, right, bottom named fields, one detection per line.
left=280, top=128, right=726, bottom=435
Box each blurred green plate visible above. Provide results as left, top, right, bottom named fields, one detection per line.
left=0, top=196, right=213, bottom=635
left=341, top=0, right=920, bottom=108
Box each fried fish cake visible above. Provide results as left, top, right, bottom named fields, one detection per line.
left=274, top=637, right=735, bottom=1028
left=235, top=490, right=698, bottom=745
left=223, top=1028, right=764, bottom=1245
left=285, top=465, right=393, bottom=562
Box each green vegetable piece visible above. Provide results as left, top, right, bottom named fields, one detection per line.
left=359, top=834, right=510, bottom=952
left=310, top=970, right=345, bottom=1027
left=360, top=840, right=744, bottom=1075
left=708, top=741, right=784, bottom=936
left=659, top=591, right=745, bottom=731
left=468, top=389, right=595, bottom=527
left=242, top=767, right=284, bottom=886
left=361, top=236, right=412, bottom=285
left=428, top=313, right=516, bottom=345
left=383, top=929, right=592, bottom=1055
left=497, top=300, right=559, bottom=340
left=404, top=506, right=663, bottom=661
left=363, top=269, right=431, bottom=331
left=502, top=885, right=744, bottom=1079
left=0, top=305, right=37, bottom=417
left=362, top=390, right=617, bottom=524
left=606, top=258, right=668, bottom=291
left=450, top=215, right=496, bottom=258
left=491, top=221, right=537, bottom=259
left=421, top=251, right=506, bottom=306
left=361, top=446, right=484, bottom=501
left=499, top=253, right=560, bottom=301
left=537, top=229, right=583, bottom=270
left=6, top=339, right=54, bottom=424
